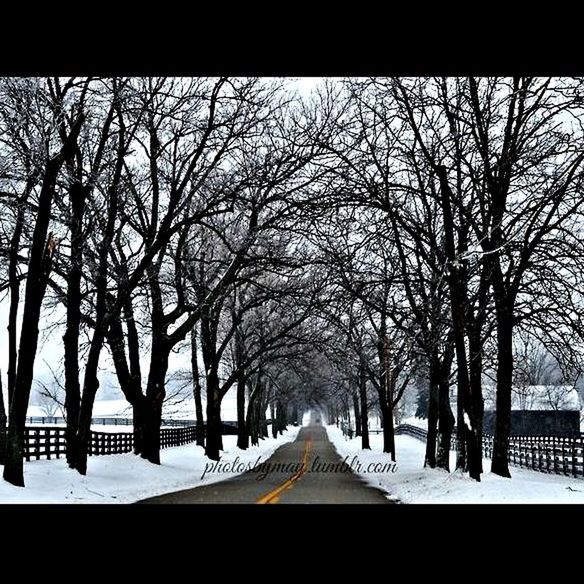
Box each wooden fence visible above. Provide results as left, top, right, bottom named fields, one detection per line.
left=23, top=425, right=198, bottom=461
left=482, top=434, right=584, bottom=478
left=25, top=416, right=195, bottom=427
left=394, top=424, right=428, bottom=442
left=392, top=423, right=584, bottom=479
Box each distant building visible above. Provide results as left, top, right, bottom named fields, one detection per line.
left=482, top=385, right=582, bottom=437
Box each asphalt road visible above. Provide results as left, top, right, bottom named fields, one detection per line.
left=138, top=418, right=393, bottom=504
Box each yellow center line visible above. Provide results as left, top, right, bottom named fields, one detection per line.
left=256, top=438, right=313, bottom=504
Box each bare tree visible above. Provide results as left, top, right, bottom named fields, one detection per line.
left=2, top=77, right=86, bottom=486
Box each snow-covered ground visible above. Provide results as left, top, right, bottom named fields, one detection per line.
left=327, top=425, right=584, bottom=504
left=351, top=415, right=428, bottom=432
left=0, top=427, right=300, bottom=504
left=397, top=416, right=428, bottom=429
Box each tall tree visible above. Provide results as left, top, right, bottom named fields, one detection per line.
left=3, top=78, right=86, bottom=486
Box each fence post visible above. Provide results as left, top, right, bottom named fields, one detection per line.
left=34, top=429, right=40, bottom=460
left=45, top=429, right=51, bottom=460
left=533, top=441, right=537, bottom=471
left=56, top=428, right=61, bottom=458
left=24, top=428, right=30, bottom=462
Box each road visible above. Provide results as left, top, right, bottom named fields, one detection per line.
left=138, top=417, right=393, bottom=504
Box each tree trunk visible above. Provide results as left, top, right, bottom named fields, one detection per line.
left=206, top=394, right=223, bottom=461
left=141, top=342, right=170, bottom=465
left=353, top=393, right=361, bottom=436
left=380, top=402, right=395, bottom=459
left=234, top=328, right=247, bottom=450
left=276, top=401, right=286, bottom=435
left=190, top=327, right=205, bottom=447
left=63, top=180, right=85, bottom=468
left=72, top=326, right=107, bottom=475
left=73, top=376, right=99, bottom=476
left=467, top=327, right=485, bottom=477
left=7, top=188, right=28, bottom=407
left=201, top=309, right=223, bottom=458
left=260, top=395, right=269, bottom=439
left=194, top=380, right=205, bottom=447
left=425, top=369, right=439, bottom=468
left=384, top=400, right=395, bottom=461
left=248, top=376, right=264, bottom=447
left=491, top=311, right=513, bottom=478
left=141, top=395, right=164, bottom=464
left=204, top=356, right=224, bottom=460
left=437, top=165, right=479, bottom=480
left=105, top=308, right=147, bottom=456
left=456, top=393, right=466, bottom=470
left=436, top=377, right=454, bottom=470
left=270, top=403, right=277, bottom=439
left=359, top=363, right=370, bottom=450
left=132, top=398, right=147, bottom=455
left=246, top=390, right=258, bottom=448
left=378, top=330, right=396, bottom=459
left=239, top=383, right=252, bottom=450
left=0, top=373, right=6, bottom=464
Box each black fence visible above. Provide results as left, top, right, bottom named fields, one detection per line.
left=23, top=425, right=199, bottom=461
left=395, top=424, right=428, bottom=442
left=343, top=424, right=428, bottom=441
left=482, top=434, right=584, bottom=477
left=25, top=416, right=195, bottom=427
left=394, top=423, right=584, bottom=479
left=25, top=417, right=249, bottom=433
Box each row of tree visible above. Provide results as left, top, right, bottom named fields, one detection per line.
left=0, top=77, right=334, bottom=485
left=1, top=77, right=584, bottom=486
left=309, top=78, right=584, bottom=481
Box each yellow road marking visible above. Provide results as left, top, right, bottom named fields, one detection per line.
left=256, top=438, right=312, bottom=504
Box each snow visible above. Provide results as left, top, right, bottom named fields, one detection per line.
left=27, top=392, right=251, bottom=423
left=327, top=425, right=584, bottom=504
left=0, top=427, right=300, bottom=503
left=28, top=398, right=226, bottom=420
left=398, top=416, right=428, bottom=429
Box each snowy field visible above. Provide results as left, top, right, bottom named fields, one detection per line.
left=327, top=425, right=584, bottom=504
left=0, top=427, right=300, bottom=504
left=27, top=393, right=243, bottom=421
left=398, top=416, right=428, bottom=429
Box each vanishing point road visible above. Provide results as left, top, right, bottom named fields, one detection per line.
left=138, top=421, right=393, bottom=504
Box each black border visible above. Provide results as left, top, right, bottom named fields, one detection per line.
left=1, top=23, right=583, bottom=77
